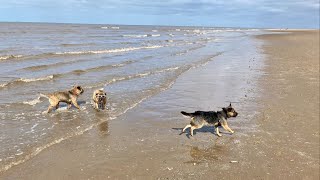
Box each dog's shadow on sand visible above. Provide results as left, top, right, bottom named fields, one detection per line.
left=172, top=126, right=229, bottom=139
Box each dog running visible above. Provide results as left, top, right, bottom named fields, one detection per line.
left=92, top=89, right=107, bottom=110
left=180, top=103, right=238, bottom=137
left=40, top=85, right=84, bottom=113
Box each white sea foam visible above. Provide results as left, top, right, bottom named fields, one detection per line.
left=147, top=34, right=160, bottom=37
left=0, top=83, right=7, bottom=88
left=23, top=96, right=42, bottom=106
left=101, top=66, right=181, bottom=87
left=19, top=75, right=54, bottom=83
left=54, top=45, right=163, bottom=55
left=25, top=123, right=39, bottom=134
left=0, top=55, right=23, bottom=60
left=0, top=75, right=55, bottom=88
left=122, top=34, right=148, bottom=38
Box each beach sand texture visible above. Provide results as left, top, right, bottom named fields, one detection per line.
left=0, top=25, right=319, bottom=179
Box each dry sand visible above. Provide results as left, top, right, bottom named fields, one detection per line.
left=0, top=30, right=319, bottom=179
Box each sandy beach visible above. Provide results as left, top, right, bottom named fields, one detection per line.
left=0, top=29, right=319, bottom=179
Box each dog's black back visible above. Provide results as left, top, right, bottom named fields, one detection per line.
left=181, top=111, right=221, bottom=124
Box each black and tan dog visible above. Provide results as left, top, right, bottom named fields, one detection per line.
left=40, top=85, right=84, bottom=113
left=92, top=89, right=107, bottom=110
left=180, top=103, right=238, bottom=137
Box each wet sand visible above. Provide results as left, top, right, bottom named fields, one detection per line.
left=1, top=30, right=319, bottom=179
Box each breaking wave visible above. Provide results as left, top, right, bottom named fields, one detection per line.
left=0, top=55, right=23, bottom=60
left=54, top=45, right=163, bottom=55
left=0, top=75, right=56, bottom=88
left=0, top=45, right=164, bottom=61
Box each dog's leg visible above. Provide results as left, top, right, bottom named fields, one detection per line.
left=215, top=127, right=222, bottom=137
left=71, top=97, right=81, bottom=110
left=47, top=106, right=55, bottom=113
left=67, top=103, right=72, bottom=109
left=221, top=120, right=234, bottom=134
left=47, top=99, right=58, bottom=113
left=182, top=124, right=191, bottom=133
left=191, top=125, right=203, bottom=136
left=190, top=126, right=196, bottom=136
left=55, top=102, right=59, bottom=110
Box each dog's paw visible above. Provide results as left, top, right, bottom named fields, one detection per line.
left=217, top=134, right=222, bottom=137
left=230, top=130, right=235, bottom=134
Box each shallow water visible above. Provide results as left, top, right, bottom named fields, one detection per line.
left=0, top=22, right=264, bottom=172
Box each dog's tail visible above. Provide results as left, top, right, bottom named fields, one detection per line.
left=181, top=111, right=193, bottom=117
left=39, top=93, right=49, bottom=99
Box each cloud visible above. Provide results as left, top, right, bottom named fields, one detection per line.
left=0, top=0, right=318, bottom=28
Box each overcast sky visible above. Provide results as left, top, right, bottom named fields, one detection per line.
left=0, top=0, right=319, bottom=28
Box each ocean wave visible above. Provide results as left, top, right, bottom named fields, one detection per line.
left=0, top=55, right=23, bottom=60
left=22, top=64, right=51, bottom=71
left=147, top=34, right=160, bottom=37
left=22, top=96, right=42, bottom=106
left=101, top=26, right=119, bottom=29
left=69, top=60, right=136, bottom=75
left=60, top=43, right=95, bottom=47
left=122, top=34, right=161, bottom=38
left=22, top=59, right=89, bottom=71
left=85, top=66, right=181, bottom=89
left=105, top=66, right=180, bottom=85
left=0, top=75, right=56, bottom=88
left=54, top=45, right=163, bottom=55
left=1, top=45, right=163, bottom=61
left=122, top=34, right=148, bottom=38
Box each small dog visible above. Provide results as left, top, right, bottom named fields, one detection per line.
left=40, top=85, right=84, bottom=113
left=92, top=89, right=107, bottom=110
left=180, top=103, right=238, bottom=137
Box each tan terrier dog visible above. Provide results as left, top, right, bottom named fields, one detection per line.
left=40, top=85, right=84, bottom=113
left=92, top=89, right=107, bottom=110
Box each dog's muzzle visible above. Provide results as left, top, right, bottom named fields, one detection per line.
left=96, top=95, right=105, bottom=109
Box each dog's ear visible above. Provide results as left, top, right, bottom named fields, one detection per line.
left=222, top=107, right=227, bottom=112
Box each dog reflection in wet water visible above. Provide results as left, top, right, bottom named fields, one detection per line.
left=92, top=89, right=107, bottom=110
left=180, top=103, right=238, bottom=137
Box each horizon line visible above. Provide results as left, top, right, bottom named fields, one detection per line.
left=1, top=20, right=319, bottom=30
